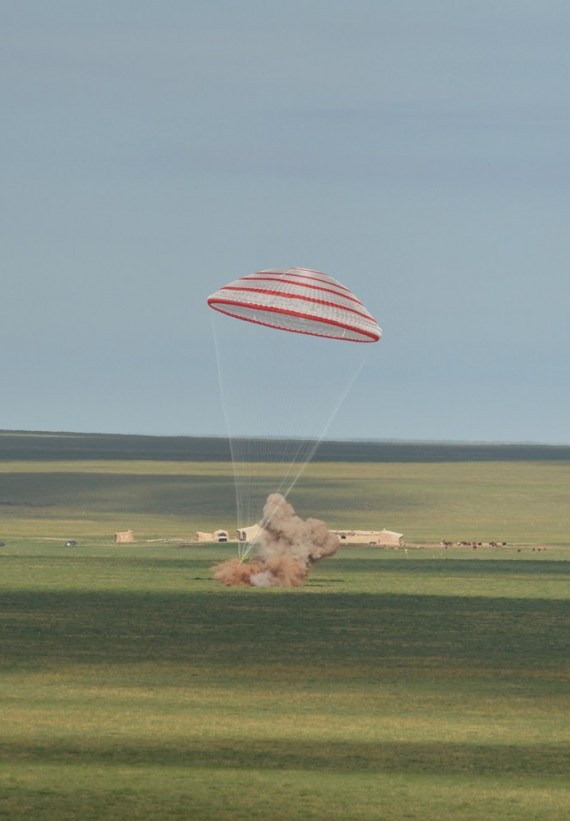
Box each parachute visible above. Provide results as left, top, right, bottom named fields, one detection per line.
left=208, top=267, right=381, bottom=343
left=208, top=268, right=381, bottom=558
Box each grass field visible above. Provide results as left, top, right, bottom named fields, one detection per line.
left=1, top=433, right=569, bottom=818
left=1, top=543, right=569, bottom=820
left=2, top=430, right=570, bottom=545
left=1, top=457, right=570, bottom=546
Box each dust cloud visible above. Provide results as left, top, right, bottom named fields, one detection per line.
left=212, top=493, right=339, bottom=587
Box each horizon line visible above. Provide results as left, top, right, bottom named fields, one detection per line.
left=1, top=429, right=569, bottom=449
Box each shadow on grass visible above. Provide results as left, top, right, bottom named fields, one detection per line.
left=329, top=558, right=570, bottom=577
left=0, top=472, right=237, bottom=517
left=1, top=589, right=568, bottom=678
left=4, top=553, right=568, bottom=578
left=1, top=737, right=568, bottom=777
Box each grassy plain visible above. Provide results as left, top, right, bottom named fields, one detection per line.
left=1, top=457, right=569, bottom=545
left=1, top=433, right=569, bottom=818
left=1, top=543, right=569, bottom=820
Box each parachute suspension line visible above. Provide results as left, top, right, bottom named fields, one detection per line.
left=237, top=351, right=370, bottom=563
left=230, top=345, right=370, bottom=562
left=213, top=313, right=276, bottom=559
left=213, top=321, right=371, bottom=561
left=275, top=347, right=371, bottom=502
left=212, top=315, right=243, bottom=543
left=238, top=526, right=261, bottom=561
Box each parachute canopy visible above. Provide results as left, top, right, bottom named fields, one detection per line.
left=207, top=267, right=382, bottom=343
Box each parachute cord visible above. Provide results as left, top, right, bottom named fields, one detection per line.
left=213, top=311, right=372, bottom=561
left=277, top=347, right=371, bottom=502
left=237, top=345, right=370, bottom=559
left=212, top=315, right=242, bottom=552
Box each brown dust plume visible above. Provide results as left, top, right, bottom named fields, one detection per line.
left=212, top=493, right=339, bottom=587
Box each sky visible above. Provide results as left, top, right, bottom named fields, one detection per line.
left=2, top=1, right=570, bottom=443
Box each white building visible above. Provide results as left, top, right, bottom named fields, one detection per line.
left=194, top=529, right=230, bottom=543
left=334, top=529, right=404, bottom=547
left=236, top=524, right=262, bottom=544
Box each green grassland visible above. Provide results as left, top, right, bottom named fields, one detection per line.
left=1, top=543, right=569, bottom=820
left=1, top=457, right=569, bottom=546
left=1, top=433, right=569, bottom=818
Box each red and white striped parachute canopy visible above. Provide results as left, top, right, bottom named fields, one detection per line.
left=207, top=267, right=381, bottom=343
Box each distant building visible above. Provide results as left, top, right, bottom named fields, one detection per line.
left=115, top=530, right=134, bottom=543
left=194, top=530, right=230, bottom=543
left=237, top=524, right=262, bottom=544
left=334, top=529, right=404, bottom=547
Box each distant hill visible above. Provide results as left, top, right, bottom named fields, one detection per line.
left=1, top=430, right=570, bottom=462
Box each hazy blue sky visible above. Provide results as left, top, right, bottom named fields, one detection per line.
left=2, top=1, right=569, bottom=443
